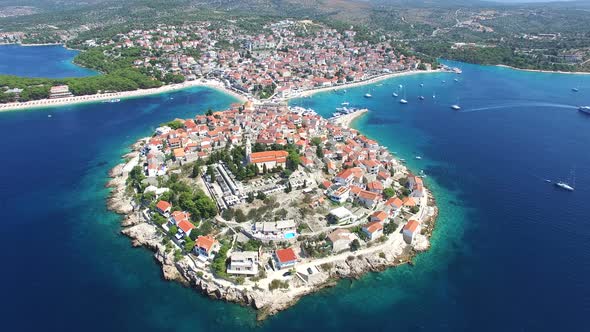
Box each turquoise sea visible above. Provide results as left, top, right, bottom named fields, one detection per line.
left=0, top=44, right=97, bottom=77
left=0, top=47, right=589, bottom=331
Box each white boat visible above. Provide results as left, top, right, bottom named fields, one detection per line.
left=392, top=92, right=398, bottom=97
left=364, top=93, right=372, bottom=98
left=454, top=78, right=459, bottom=82
left=341, top=102, right=350, bottom=106
left=420, top=83, right=424, bottom=87
left=555, top=167, right=576, bottom=191
left=555, top=181, right=574, bottom=191
left=400, top=99, right=408, bottom=104
left=419, top=96, right=425, bottom=100
left=432, top=93, right=436, bottom=99
left=451, top=105, right=461, bottom=110
left=415, top=156, right=422, bottom=160
left=578, top=106, right=590, bottom=114
left=103, top=98, right=121, bottom=103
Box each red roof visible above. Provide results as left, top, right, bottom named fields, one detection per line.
left=249, top=150, right=289, bottom=164
left=196, top=235, right=216, bottom=253
left=276, top=248, right=297, bottom=263
left=363, top=221, right=383, bottom=233
left=371, top=210, right=387, bottom=222
left=404, top=220, right=419, bottom=233
left=156, top=200, right=171, bottom=212
left=177, top=219, right=196, bottom=233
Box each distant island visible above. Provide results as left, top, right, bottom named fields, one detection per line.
left=106, top=100, right=438, bottom=319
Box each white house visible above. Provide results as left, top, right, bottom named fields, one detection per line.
left=362, top=221, right=383, bottom=241
left=227, top=251, right=259, bottom=276
left=403, top=220, right=420, bottom=244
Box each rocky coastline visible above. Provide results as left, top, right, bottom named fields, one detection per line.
left=106, top=134, right=439, bottom=321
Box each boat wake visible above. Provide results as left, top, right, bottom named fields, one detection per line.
left=460, top=102, right=577, bottom=113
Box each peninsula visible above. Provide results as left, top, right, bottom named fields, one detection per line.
left=107, top=100, right=438, bottom=320
left=0, top=19, right=440, bottom=111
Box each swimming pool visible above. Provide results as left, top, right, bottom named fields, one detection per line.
left=284, top=232, right=296, bottom=239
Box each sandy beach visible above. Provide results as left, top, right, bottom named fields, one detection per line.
left=331, top=109, right=369, bottom=128
left=496, top=64, right=590, bottom=75
left=0, top=79, right=247, bottom=112
left=285, top=69, right=442, bottom=100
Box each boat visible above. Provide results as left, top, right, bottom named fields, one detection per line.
left=451, top=105, right=461, bottom=110
left=572, top=88, right=579, bottom=92
left=47, top=114, right=52, bottom=118
left=420, top=83, right=424, bottom=87
left=545, top=179, right=552, bottom=183
left=432, top=92, right=436, bottom=99
left=103, top=98, right=121, bottom=103
left=341, top=102, right=350, bottom=106
left=578, top=106, right=590, bottom=114
left=454, top=78, right=459, bottom=82
left=392, top=92, right=398, bottom=97
left=442, top=80, right=446, bottom=83
left=364, top=93, right=372, bottom=98
left=419, top=96, right=425, bottom=100
left=555, top=181, right=574, bottom=191
left=415, top=156, right=422, bottom=160
left=555, top=167, right=576, bottom=191
left=399, top=86, right=408, bottom=104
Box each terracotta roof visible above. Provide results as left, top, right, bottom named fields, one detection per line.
left=358, top=190, right=379, bottom=200
left=404, top=220, right=419, bottom=232
left=156, top=200, right=171, bottom=212
left=363, top=221, right=383, bottom=233
left=249, top=150, right=289, bottom=164
left=371, top=210, right=387, bottom=221
left=276, top=248, right=297, bottom=263
left=196, top=235, right=216, bottom=253
left=178, top=219, right=196, bottom=233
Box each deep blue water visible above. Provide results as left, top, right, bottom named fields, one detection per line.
left=1, top=62, right=589, bottom=331
left=0, top=45, right=97, bottom=77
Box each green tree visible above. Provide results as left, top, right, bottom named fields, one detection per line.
left=383, top=188, right=395, bottom=199
left=350, top=239, right=361, bottom=251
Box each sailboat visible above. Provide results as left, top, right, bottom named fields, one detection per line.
left=451, top=97, right=461, bottom=110
left=555, top=168, right=575, bottom=191
left=364, top=89, right=372, bottom=98
left=399, top=87, right=408, bottom=104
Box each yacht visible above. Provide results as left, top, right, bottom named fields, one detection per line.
left=399, top=98, right=408, bottom=104
left=578, top=106, right=590, bottom=114
left=364, top=93, right=372, bottom=98
left=555, top=181, right=574, bottom=191
left=451, top=105, right=461, bottom=110
left=392, top=92, right=398, bottom=97
left=555, top=168, right=576, bottom=191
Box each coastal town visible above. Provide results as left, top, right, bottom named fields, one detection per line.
left=0, top=19, right=437, bottom=110
left=107, top=100, right=438, bottom=319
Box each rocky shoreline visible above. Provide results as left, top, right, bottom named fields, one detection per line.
left=106, top=137, right=439, bottom=321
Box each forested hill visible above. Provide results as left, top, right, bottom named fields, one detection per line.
left=1, top=0, right=590, bottom=72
